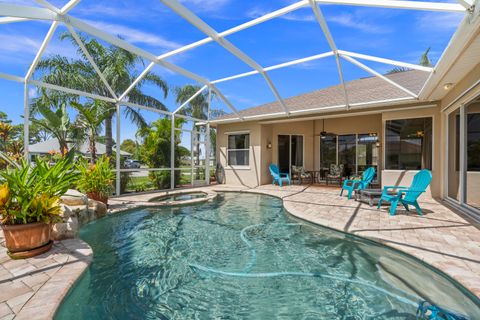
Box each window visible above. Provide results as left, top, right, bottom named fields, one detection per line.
left=227, top=134, right=249, bottom=166
left=385, top=118, right=432, bottom=170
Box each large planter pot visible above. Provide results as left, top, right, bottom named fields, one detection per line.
left=87, top=192, right=108, bottom=206
left=1, top=222, right=53, bottom=259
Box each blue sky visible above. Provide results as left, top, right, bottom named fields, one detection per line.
left=0, top=0, right=464, bottom=143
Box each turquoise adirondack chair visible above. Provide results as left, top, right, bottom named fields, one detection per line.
left=269, top=164, right=291, bottom=187
left=340, top=167, right=376, bottom=199
left=378, top=169, right=432, bottom=216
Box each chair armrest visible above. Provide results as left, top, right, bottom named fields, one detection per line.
left=280, top=173, right=289, bottom=177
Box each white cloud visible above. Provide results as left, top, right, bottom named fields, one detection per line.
left=83, top=20, right=183, bottom=51
left=247, top=7, right=314, bottom=22
left=180, top=0, right=231, bottom=12
left=28, top=87, right=38, bottom=98
left=327, top=13, right=391, bottom=34
left=417, top=12, right=463, bottom=31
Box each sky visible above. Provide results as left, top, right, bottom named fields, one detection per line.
left=0, top=0, right=465, bottom=144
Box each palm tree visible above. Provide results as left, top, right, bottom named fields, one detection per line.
left=387, top=47, right=433, bottom=74
left=30, top=102, right=81, bottom=156
left=34, top=32, right=169, bottom=156
left=71, top=100, right=113, bottom=162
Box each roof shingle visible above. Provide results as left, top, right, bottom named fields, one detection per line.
left=215, top=70, right=429, bottom=120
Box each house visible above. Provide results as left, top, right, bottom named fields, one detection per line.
left=212, top=64, right=480, bottom=214
left=28, top=138, right=132, bottom=160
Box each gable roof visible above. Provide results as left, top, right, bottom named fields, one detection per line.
left=214, top=70, right=430, bottom=121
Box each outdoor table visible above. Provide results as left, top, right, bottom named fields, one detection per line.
left=305, top=170, right=319, bottom=184
left=355, top=189, right=396, bottom=207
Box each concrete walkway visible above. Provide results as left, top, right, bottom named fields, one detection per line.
left=1, top=184, right=479, bottom=319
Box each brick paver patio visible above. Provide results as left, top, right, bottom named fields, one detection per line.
left=2, top=184, right=479, bottom=319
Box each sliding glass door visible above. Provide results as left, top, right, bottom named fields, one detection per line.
left=447, top=96, right=480, bottom=213
left=320, top=133, right=378, bottom=180
left=466, top=103, right=480, bottom=210
left=278, top=135, right=304, bottom=174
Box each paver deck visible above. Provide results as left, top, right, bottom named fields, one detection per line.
left=0, top=234, right=92, bottom=320
left=2, top=184, right=479, bottom=319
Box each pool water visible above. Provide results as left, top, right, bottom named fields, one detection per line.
left=55, top=193, right=480, bottom=319
left=150, top=192, right=207, bottom=202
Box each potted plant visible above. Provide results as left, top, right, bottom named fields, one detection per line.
left=76, top=155, right=114, bottom=205
left=0, top=152, right=78, bottom=259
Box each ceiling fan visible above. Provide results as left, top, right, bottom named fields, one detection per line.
left=314, top=119, right=334, bottom=138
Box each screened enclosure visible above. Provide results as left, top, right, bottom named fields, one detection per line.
left=0, top=0, right=476, bottom=195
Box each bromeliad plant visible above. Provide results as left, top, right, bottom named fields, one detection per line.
left=75, top=155, right=114, bottom=204
left=0, top=151, right=78, bottom=225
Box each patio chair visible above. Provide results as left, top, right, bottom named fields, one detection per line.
left=269, top=164, right=291, bottom=187
left=340, top=167, right=376, bottom=199
left=291, top=165, right=312, bottom=185
left=326, top=164, right=344, bottom=186
left=377, top=169, right=432, bottom=216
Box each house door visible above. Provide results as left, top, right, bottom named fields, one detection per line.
left=278, top=135, right=304, bottom=174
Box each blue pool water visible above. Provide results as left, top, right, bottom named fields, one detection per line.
left=55, top=192, right=480, bottom=319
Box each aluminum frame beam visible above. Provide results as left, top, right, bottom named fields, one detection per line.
left=0, top=17, right=30, bottom=24
left=65, top=24, right=118, bottom=99
left=173, top=85, right=208, bottom=114
left=29, top=79, right=117, bottom=103
left=314, top=0, right=466, bottom=12
left=0, top=3, right=58, bottom=20
left=0, top=72, right=24, bottom=83
left=159, top=0, right=290, bottom=115
left=340, top=54, right=418, bottom=98
left=337, top=50, right=434, bottom=72
left=61, top=0, right=81, bottom=14
left=308, top=0, right=349, bottom=108
left=25, top=21, right=59, bottom=81
left=156, top=0, right=310, bottom=61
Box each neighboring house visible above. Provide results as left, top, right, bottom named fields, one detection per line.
left=29, top=138, right=131, bottom=160
left=211, top=65, right=480, bottom=214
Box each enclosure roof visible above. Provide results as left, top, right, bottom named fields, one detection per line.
left=214, top=70, right=429, bottom=122
left=29, top=138, right=132, bottom=156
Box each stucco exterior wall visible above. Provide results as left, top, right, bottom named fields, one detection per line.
left=216, top=121, right=262, bottom=188
left=381, top=105, right=441, bottom=197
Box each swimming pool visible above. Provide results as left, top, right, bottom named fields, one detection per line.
left=55, top=192, right=480, bottom=319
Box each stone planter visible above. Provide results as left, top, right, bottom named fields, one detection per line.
left=1, top=222, right=53, bottom=259
left=87, top=192, right=108, bottom=206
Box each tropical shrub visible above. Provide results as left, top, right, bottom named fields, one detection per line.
left=76, top=155, right=115, bottom=198
left=138, top=118, right=185, bottom=189
left=0, top=152, right=78, bottom=225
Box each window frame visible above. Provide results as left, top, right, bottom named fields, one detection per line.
left=226, top=132, right=250, bottom=168
left=383, top=115, right=434, bottom=171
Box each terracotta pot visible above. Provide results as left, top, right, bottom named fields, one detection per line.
left=87, top=192, right=108, bottom=205
left=1, top=222, right=51, bottom=253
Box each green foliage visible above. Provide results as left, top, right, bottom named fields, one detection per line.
left=76, top=155, right=115, bottom=198
left=0, top=151, right=79, bottom=225
left=36, top=32, right=170, bottom=156
left=30, top=101, right=81, bottom=155
left=387, top=47, right=433, bottom=74
left=71, top=100, right=113, bottom=161
left=138, top=118, right=184, bottom=189
left=419, top=47, right=432, bottom=67
left=120, top=139, right=138, bottom=157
